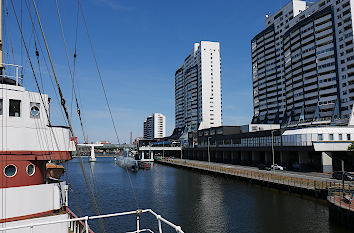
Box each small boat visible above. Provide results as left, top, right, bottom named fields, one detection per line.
left=115, top=149, right=139, bottom=171
left=139, top=161, right=151, bottom=170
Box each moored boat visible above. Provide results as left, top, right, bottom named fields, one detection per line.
left=115, top=149, right=139, bottom=172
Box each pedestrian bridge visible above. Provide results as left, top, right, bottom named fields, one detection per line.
left=139, top=146, right=182, bottom=151
left=138, top=146, right=182, bottom=162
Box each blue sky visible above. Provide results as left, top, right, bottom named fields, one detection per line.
left=7, top=0, right=296, bottom=143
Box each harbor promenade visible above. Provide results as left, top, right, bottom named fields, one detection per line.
left=157, top=158, right=353, bottom=198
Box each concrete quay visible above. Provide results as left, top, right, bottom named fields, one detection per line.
left=327, top=187, right=354, bottom=229
left=157, top=158, right=353, bottom=199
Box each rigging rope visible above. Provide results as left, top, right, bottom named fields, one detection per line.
left=77, top=0, right=140, bottom=211
left=77, top=0, right=120, bottom=145
left=22, top=0, right=84, bottom=218
left=54, top=0, right=107, bottom=228
left=54, top=0, right=87, bottom=142
left=30, top=1, right=106, bottom=232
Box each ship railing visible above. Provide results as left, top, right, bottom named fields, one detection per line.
left=0, top=209, right=184, bottom=233
left=0, top=63, right=23, bottom=86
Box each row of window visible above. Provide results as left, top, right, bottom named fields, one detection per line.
left=319, top=77, right=336, bottom=83
left=318, top=62, right=335, bottom=69
left=317, top=133, right=351, bottom=141
left=3, top=164, right=35, bottom=178
left=0, top=99, right=40, bottom=118
left=316, top=47, right=334, bottom=55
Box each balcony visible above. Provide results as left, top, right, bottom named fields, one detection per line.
left=303, top=70, right=317, bottom=79
left=315, top=28, right=333, bottom=39
left=304, top=84, right=318, bottom=92
left=315, top=21, right=333, bottom=32
left=314, top=14, right=332, bottom=25
left=319, top=88, right=337, bottom=96
left=303, top=63, right=316, bottom=72
left=316, top=36, right=333, bottom=47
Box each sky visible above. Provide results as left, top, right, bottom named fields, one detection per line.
left=6, top=0, right=299, bottom=143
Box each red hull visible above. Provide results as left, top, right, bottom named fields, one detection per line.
left=0, top=151, right=72, bottom=188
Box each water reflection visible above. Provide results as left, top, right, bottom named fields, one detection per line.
left=66, top=158, right=352, bottom=233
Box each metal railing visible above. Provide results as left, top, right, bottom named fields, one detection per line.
left=0, top=63, right=23, bottom=86
left=0, top=209, right=184, bottom=233
left=161, top=158, right=353, bottom=191
left=328, top=186, right=354, bottom=212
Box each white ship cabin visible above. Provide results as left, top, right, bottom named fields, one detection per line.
left=0, top=68, right=74, bottom=152
left=0, top=65, right=75, bottom=189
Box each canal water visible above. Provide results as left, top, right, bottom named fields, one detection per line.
left=65, top=157, right=351, bottom=233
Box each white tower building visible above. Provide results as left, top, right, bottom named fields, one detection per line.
left=175, top=41, right=222, bottom=131
left=143, top=113, right=166, bottom=139
left=251, top=0, right=354, bottom=125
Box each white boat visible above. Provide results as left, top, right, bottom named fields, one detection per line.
left=116, top=149, right=139, bottom=171
left=0, top=1, right=184, bottom=232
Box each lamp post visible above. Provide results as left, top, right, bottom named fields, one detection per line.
left=271, top=130, right=275, bottom=174
left=342, top=159, right=345, bottom=198
left=162, top=141, right=164, bottom=159
left=180, top=140, right=183, bottom=160
left=208, top=137, right=211, bottom=166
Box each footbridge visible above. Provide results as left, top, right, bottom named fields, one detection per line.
left=138, top=143, right=182, bottom=162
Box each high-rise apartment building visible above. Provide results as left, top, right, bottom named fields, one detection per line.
left=251, top=0, right=354, bottom=125
left=143, top=113, right=166, bottom=139
left=175, top=41, right=222, bottom=131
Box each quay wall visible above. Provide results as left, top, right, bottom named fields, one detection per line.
left=156, top=159, right=347, bottom=199
left=328, top=198, right=354, bottom=229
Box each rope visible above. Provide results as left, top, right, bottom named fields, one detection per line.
left=55, top=1, right=107, bottom=230
left=54, top=0, right=87, bottom=142
left=30, top=1, right=106, bottom=232
left=78, top=0, right=120, bottom=145
left=23, top=0, right=66, bottom=122
left=78, top=0, right=141, bottom=211
left=70, top=0, right=80, bottom=119
left=22, top=0, right=84, bottom=218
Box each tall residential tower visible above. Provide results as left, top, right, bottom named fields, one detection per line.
left=143, top=113, right=166, bottom=139
left=252, top=0, right=354, bottom=125
left=175, top=41, right=222, bottom=131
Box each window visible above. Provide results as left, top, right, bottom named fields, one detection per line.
left=9, top=99, right=21, bottom=117
left=339, top=134, right=343, bottom=140
left=329, top=134, right=334, bottom=140
left=0, top=99, right=2, bottom=115
left=347, top=134, right=351, bottom=140
left=26, top=164, right=35, bottom=176
left=318, top=134, right=323, bottom=141
left=30, top=103, right=40, bottom=119
left=4, top=164, right=17, bottom=177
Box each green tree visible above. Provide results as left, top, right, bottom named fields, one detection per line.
left=349, top=142, right=354, bottom=151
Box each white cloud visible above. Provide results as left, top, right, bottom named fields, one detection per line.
left=94, top=0, right=132, bottom=11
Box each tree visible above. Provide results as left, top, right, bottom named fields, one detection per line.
left=349, top=142, right=354, bottom=151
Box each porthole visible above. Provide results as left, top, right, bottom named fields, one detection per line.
left=30, top=105, right=40, bottom=117
left=26, top=164, right=35, bottom=176
left=4, top=164, right=17, bottom=177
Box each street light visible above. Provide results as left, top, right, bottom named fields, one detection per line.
left=341, top=159, right=345, bottom=198
left=271, top=130, right=275, bottom=174
left=208, top=137, right=210, bottom=165
left=180, top=140, right=183, bottom=160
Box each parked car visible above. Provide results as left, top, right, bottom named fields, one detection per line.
left=271, top=164, right=284, bottom=171
left=258, top=164, right=271, bottom=171
left=332, top=171, right=354, bottom=181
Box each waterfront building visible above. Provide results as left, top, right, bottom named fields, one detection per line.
left=185, top=123, right=354, bottom=172
left=143, top=113, right=166, bottom=139
left=251, top=0, right=354, bottom=125
left=175, top=41, right=222, bottom=131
